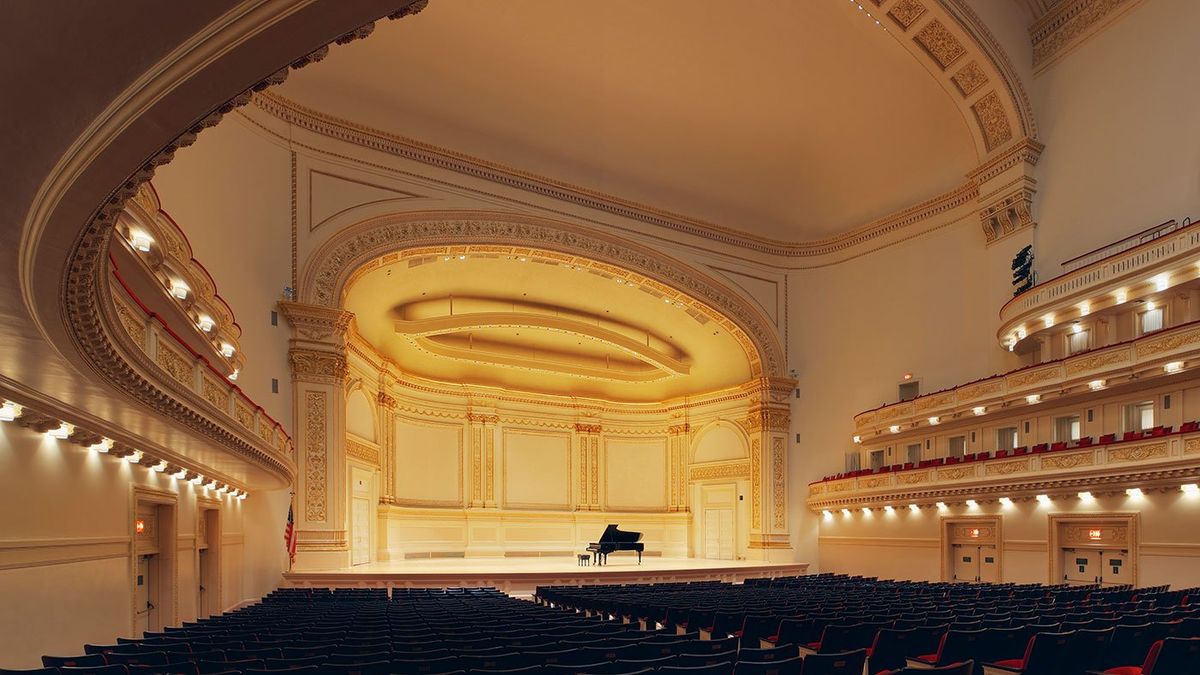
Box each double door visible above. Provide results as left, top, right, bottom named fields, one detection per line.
left=952, top=544, right=998, bottom=583
left=1063, top=548, right=1129, bottom=586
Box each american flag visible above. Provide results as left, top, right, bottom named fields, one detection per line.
left=283, top=504, right=296, bottom=564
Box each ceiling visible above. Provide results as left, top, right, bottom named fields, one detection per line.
left=276, top=0, right=979, bottom=243
left=344, top=253, right=755, bottom=402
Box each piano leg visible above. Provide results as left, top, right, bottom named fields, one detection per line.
left=637, top=550, right=642, bottom=564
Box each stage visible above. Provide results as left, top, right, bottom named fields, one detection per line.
left=283, top=556, right=810, bottom=597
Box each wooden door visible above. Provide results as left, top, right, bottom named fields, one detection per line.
left=351, top=496, right=371, bottom=566
left=1063, top=548, right=1102, bottom=585
left=952, top=545, right=979, bottom=582
left=978, top=546, right=999, bottom=583
left=1100, top=550, right=1130, bottom=587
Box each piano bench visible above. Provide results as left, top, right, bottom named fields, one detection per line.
left=577, top=554, right=591, bottom=566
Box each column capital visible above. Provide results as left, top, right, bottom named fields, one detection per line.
left=278, top=301, right=354, bottom=344
left=288, top=347, right=348, bottom=384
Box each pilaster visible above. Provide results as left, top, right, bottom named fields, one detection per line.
left=744, top=376, right=795, bottom=554
left=468, top=412, right=499, bottom=508
left=377, top=391, right=397, bottom=504
left=667, top=423, right=691, bottom=512
left=574, top=423, right=602, bottom=511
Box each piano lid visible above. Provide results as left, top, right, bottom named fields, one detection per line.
left=595, top=523, right=643, bottom=543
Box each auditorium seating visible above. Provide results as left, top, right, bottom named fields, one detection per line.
left=13, top=576, right=1200, bottom=675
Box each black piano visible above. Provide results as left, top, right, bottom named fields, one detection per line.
left=586, top=524, right=644, bottom=565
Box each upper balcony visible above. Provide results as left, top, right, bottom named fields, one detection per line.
left=998, top=218, right=1198, bottom=354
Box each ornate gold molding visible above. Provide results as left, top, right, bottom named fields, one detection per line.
left=288, top=348, right=348, bottom=384
left=1031, top=0, right=1146, bottom=73
left=689, top=460, right=751, bottom=481
left=304, top=391, right=328, bottom=522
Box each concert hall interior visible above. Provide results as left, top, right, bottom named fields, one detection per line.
left=3, top=0, right=1200, bottom=672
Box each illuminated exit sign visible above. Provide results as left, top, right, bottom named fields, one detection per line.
left=1088, top=529, right=1103, bottom=540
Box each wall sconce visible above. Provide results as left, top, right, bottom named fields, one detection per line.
left=1026, top=394, right=1041, bottom=404
left=1089, top=380, right=1106, bottom=391
left=169, top=280, right=190, bottom=300
left=220, top=343, right=235, bottom=358
left=197, top=315, right=214, bottom=332
left=130, top=231, right=153, bottom=252
left=46, top=422, right=72, bottom=440
left=928, top=416, right=940, bottom=425
left=972, top=406, right=986, bottom=416
left=0, top=400, right=20, bottom=422
left=1165, top=361, right=1184, bottom=374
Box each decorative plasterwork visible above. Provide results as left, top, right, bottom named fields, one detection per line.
left=304, top=391, right=328, bottom=522
left=970, top=91, right=1015, bottom=152
left=951, top=61, right=988, bottom=96
left=56, top=3, right=428, bottom=490
left=346, top=437, right=380, bottom=466
left=288, top=348, right=349, bottom=384
left=888, top=0, right=929, bottom=29
left=300, top=211, right=783, bottom=378
left=914, top=19, right=967, bottom=69
left=1031, top=0, right=1146, bottom=73
left=854, top=319, right=1200, bottom=439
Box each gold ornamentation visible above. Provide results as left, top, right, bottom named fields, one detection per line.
left=667, top=423, right=691, bottom=435
left=347, top=438, right=380, bottom=466
left=574, top=423, right=602, bottom=434
left=579, top=437, right=588, bottom=506
left=951, top=61, right=988, bottom=96
left=201, top=376, right=227, bottom=410
left=914, top=19, right=967, bottom=70
left=1185, top=438, right=1200, bottom=455
left=888, top=0, right=927, bottom=29
left=957, top=380, right=1003, bottom=401
left=1134, top=326, right=1200, bottom=357
left=156, top=343, right=193, bottom=385
left=985, top=459, right=1030, bottom=476
left=1032, top=0, right=1141, bottom=71
left=235, top=402, right=253, bottom=429
left=914, top=393, right=955, bottom=412
left=937, top=466, right=976, bottom=481
left=750, top=437, right=762, bottom=530
left=1107, top=442, right=1169, bottom=463
left=1065, top=348, right=1129, bottom=374
left=288, top=348, right=348, bottom=382
left=980, top=185, right=1036, bottom=243
left=589, top=440, right=598, bottom=506
left=114, top=300, right=145, bottom=347
left=305, top=392, right=328, bottom=522
left=377, top=392, right=397, bottom=410
left=1041, top=450, right=1095, bottom=470
left=859, top=476, right=891, bottom=489
left=772, top=437, right=786, bottom=529
left=468, top=412, right=501, bottom=425
left=689, top=461, right=751, bottom=481
left=897, top=471, right=931, bottom=485
left=259, top=420, right=275, bottom=444
left=278, top=301, right=353, bottom=342
left=1005, top=363, right=1061, bottom=388
left=971, top=91, right=1014, bottom=151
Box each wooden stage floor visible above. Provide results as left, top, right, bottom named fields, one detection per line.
left=284, top=556, right=810, bottom=596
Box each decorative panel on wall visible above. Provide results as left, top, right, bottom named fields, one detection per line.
left=502, top=430, right=572, bottom=510
left=394, top=417, right=463, bottom=507
left=692, top=422, right=748, bottom=463
left=605, top=437, right=669, bottom=511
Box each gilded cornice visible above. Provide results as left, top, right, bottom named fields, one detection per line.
left=1031, top=0, right=1145, bottom=73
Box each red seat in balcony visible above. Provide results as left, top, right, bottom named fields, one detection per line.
left=1099, top=433, right=1117, bottom=444
left=1050, top=441, right=1068, bottom=451
left=946, top=457, right=960, bottom=465
left=1123, top=431, right=1144, bottom=441
left=976, top=451, right=990, bottom=461
left=903, top=462, right=915, bottom=470
left=1013, top=447, right=1028, bottom=455
left=995, top=450, right=1009, bottom=459
left=1180, top=421, right=1200, bottom=433
left=1032, top=443, right=1049, bottom=454
left=1077, top=437, right=1094, bottom=447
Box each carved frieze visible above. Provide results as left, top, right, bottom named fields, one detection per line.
left=346, top=438, right=380, bottom=466
left=278, top=301, right=353, bottom=343
left=573, top=423, right=602, bottom=434
left=937, top=466, right=976, bottom=481
left=1186, top=438, right=1200, bottom=455
left=1032, top=0, right=1142, bottom=71
left=1005, top=361, right=1060, bottom=389
left=289, top=348, right=348, bottom=383
left=1134, top=326, right=1200, bottom=357
left=985, top=459, right=1030, bottom=476
left=304, top=391, right=328, bottom=522
left=1107, top=442, right=1169, bottom=464
left=914, top=19, right=967, bottom=70
left=772, top=437, right=786, bottom=529
left=971, top=91, right=1015, bottom=152
left=690, top=460, right=751, bottom=481
left=887, top=0, right=927, bottom=30
left=951, top=61, right=988, bottom=97
left=1065, top=348, right=1129, bottom=374
left=1041, top=450, right=1095, bottom=470
left=156, top=342, right=193, bottom=385
left=750, top=437, right=762, bottom=530
left=956, top=380, right=1003, bottom=401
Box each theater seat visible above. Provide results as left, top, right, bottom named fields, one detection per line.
left=1092, top=639, right=1161, bottom=675
left=877, top=662, right=973, bottom=675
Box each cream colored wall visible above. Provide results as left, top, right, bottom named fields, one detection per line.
left=0, top=423, right=284, bottom=670
left=1033, top=0, right=1200, bottom=275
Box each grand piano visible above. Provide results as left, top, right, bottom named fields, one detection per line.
left=586, top=524, right=644, bottom=565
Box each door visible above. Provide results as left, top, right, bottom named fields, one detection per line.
left=135, top=555, right=154, bottom=634
left=197, top=549, right=209, bottom=617
left=952, top=544, right=978, bottom=582
left=978, top=546, right=999, bottom=583
left=703, top=508, right=735, bottom=560
left=1063, top=548, right=1102, bottom=585
left=351, top=497, right=371, bottom=566
left=1101, top=550, right=1130, bottom=587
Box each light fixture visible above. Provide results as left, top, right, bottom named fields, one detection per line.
left=1078, top=491, right=1094, bottom=502
left=125, top=450, right=143, bottom=464
left=1165, top=361, right=1184, bottom=374
left=458, top=255, right=466, bottom=260
left=1079, top=301, right=1091, bottom=316
left=1145, top=300, right=1157, bottom=311
left=216, top=484, right=229, bottom=494
left=1126, top=488, right=1144, bottom=498
left=220, top=343, right=235, bottom=358
left=973, top=406, right=986, bottom=416
left=852, top=435, right=862, bottom=444
left=1115, top=290, right=1127, bottom=304
left=169, top=280, right=190, bottom=300
left=443, top=256, right=451, bottom=261
left=0, top=400, right=20, bottom=422
left=190, top=474, right=204, bottom=485
left=822, top=510, right=833, bottom=520
left=999, top=497, right=1014, bottom=508
left=861, top=507, right=871, bottom=515
left=197, top=315, right=214, bottom=332
left=908, top=504, right=920, bottom=512
left=152, top=460, right=168, bottom=473
left=1026, top=394, right=1041, bottom=404
left=89, top=438, right=113, bottom=453
left=1182, top=484, right=1200, bottom=496
left=1071, top=323, right=1083, bottom=334
left=1017, top=327, right=1027, bottom=340
left=1089, top=380, right=1106, bottom=391
left=841, top=508, right=852, bottom=516
left=965, top=499, right=978, bottom=508
left=130, top=230, right=153, bottom=252
left=884, top=505, right=895, bottom=514
left=1043, top=314, right=1054, bottom=329
left=936, top=502, right=948, bottom=511
left=928, top=416, right=940, bottom=425
left=47, top=422, right=72, bottom=440
left=663, top=297, right=672, bottom=304
left=237, top=492, right=247, bottom=501
left=1154, top=274, right=1170, bottom=291
left=228, top=369, right=239, bottom=381
left=889, top=425, right=901, bottom=433
left=171, top=468, right=187, bottom=479
left=902, top=373, right=913, bottom=381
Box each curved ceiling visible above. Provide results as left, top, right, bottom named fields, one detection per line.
left=344, top=251, right=755, bottom=402
left=276, top=0, right=979, bottom=243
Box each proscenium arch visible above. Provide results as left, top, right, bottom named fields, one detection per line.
left=300, top=210, right=786, bottom=379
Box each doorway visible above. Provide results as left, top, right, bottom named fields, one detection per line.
left=699, top=483, right=737, bottom=560
left=951, top=544, right=999, bottom=583
left=940, top=515, right=1002, bottom=583
left=351, top=496, right=371, bottom=566
left=1062, top=548, right=1130, bottom=586
left=132, top=487, right=177, bottom=634
left=1049, top=513, right=1138, bottom=586
left=196, top=500, right=221, bottom=618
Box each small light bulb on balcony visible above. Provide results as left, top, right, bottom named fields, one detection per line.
left=216, top=484, right=229, bottom=494
left=1036, top=494, right=1052, bottom=505
left=220, top=343, right=235, bottom=358
left=1126, top=488, right=1144, bottom=499
left=822, top=510, right=833, bottom=520
left=197, top=315, right=214, bottom=332
left=237, top=492, right=247, bottom=500
left=1145, top=300, right=1156, bottom=311
left=458, top=255, right=466, bottom=260
left=1079, top=301, right=1090, bottom=316
left=1154, top=274, right=1169, bottom=291
left=1017, top=327, right=1027, bottom=340
left=1071, top=322, right=1083, bottom=334
left=973, top=406, right=986, bottom=416
left=169, top=280, right=190, bottom=300
left=0, top=400, right=22, bottom=422
left=852, top=435, right=862, bottom=444
left=861, top=507, right=872, bottom=515
left=928, top=416, right=940, bottom=425
left=965, top=499, right=978, bottom=508
left=227, top=369, right=239, bottom=381
left=90, top=438, right=113, bottom=453
left=1026, top=394, right=1041, bottom=404
left=130, top=230, right=153, bottom=252
left=1165, top=361, right=1184, bottom=374
left=1089, top=380, right=1106, bottom=391
left=171, top=468, right=187, bottom=479
left=909, top=504, right=920, bottom=512
left=47, top=422, right=72, bottom=440
left=1043, top=314, right=1054, bottom=329
left=889, top=425, right=900, bottom=433
left=1078, top=491, right=1094, bottom=502
left=1115, top=290, right=1127, bottom=303
left=152, top=460, right=168, bottom=473
left=190, top=474, right=204, bottom=485
left=125, top=450, right=143, bottom=464
left=884, top=505, right=895, bottom=514
left=1182, top=484, right=1200, bottom=496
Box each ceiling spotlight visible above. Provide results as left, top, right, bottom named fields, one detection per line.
left=46, top=422, right=72, bottom=440
left=1017, top=327, right=1027, bottom=340
left=0, top=400, right=21, bottom=422
left=237, top=492, right=247, bottom=501
left=1115, top=290, right=1127, bottom=304
left=1071, top=323, right=1083, bottom=334
left=458, top=255, right=466, bottom=260
left=130, top=230, right=153, bottom=252
left=822, top=510, right=833, bottom=519
left=1182, top=484, right=1200, bottom=496
left=1078, top=491, right=1094, bottom=502
left=152, top=460, right=168, bottom=473
left=841, top=509, right=852, bottom=516
left=228, top=369, right=239, bottom=381
left=999, top=497, right=1013, bottom=507
left=929, top=416, right=940, bottom=425
left=1154, top=274, right=1170, bottom=291
left=908, top=504, right=919, bottom=512
left=973, top=406, right=986, bottom=416
left=1079, top=301, right=1090, bottom=316
left=204, top=480, right=217, bottom=490
left=1126, top=488, right=1144, bottom=498
left=965, top=499, right=978, bottom=508
left=90, top=438, right=113, bottom=453
left=1145, top=300, right=1157, bottom=311
left=889, top=425, right=901, bottom=433
left=852, top=435, right=862, bottom=444
left=1165, top=361, right=1184, bottom=374
left=171, top=468, right=187, bottom=479
left=936, top=502, right=948, bottom=511
left=170, top=280, right=190, bottom=300
left=1036, top=494, right=1052, bottom=505
left=190, top=474, right=204, bottom=485
left=197, top=315, right=214, bottom=332
left=216, top=484, right=229, bottom=494
left=1089, top=380, right=1106, bottom=391
left=663, top=297, right=672, bottom=304
left=220, top=343, right=235, bottom=358
left=884, top=505, right=895, bottom=514
left=1043, top=314, right=1054, bottom=329
left=125, top=450, right=143, bottom=464
left=861, top=507, right=871, bottom=515
left=1026, top=394, right=1041, bottom=404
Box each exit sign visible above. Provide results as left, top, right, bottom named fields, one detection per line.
left=1088, top=529, right=1103, bottom=540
